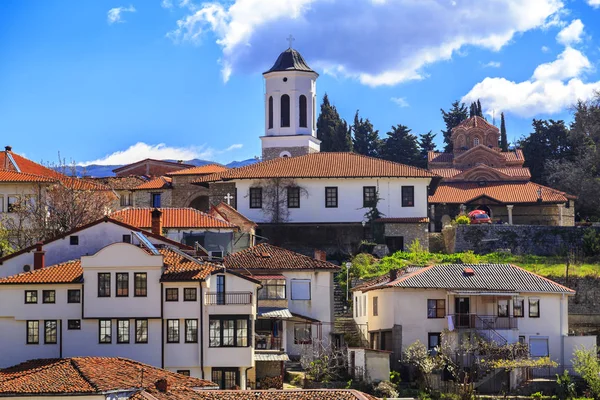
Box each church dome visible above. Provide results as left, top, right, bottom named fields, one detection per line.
left=264, top=48, right=316, bottom=74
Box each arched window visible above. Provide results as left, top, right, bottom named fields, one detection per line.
left=313, top=96, right=316, bottom=130
left=281, top=94, right=290, bottom=127
left=299, top=95, right=307, bottom=128
left=268, top=96, right=273, bottom=129
left=473, top=137, right=480, bottom=146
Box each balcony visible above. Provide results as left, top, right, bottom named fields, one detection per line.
left=452, top=314, right=518, bottom=330
left=255, top=334, right=283, bottom=351
left=205, top=291, right=253, bottom=305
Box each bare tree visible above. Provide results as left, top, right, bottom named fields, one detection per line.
left=248, top=178, right=308, bottom=225
left=300, top=339, right=349, bottom=383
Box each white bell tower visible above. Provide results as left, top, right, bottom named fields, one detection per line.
left=261, top=37, right=321, bottom=161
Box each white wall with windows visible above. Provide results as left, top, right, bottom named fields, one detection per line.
left=235, top=178, right=430, bottom=224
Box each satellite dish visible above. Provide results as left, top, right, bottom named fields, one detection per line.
left=23, top=265, right=31, bottom=272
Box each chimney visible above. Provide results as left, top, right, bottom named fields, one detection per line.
left=151, top=208, right=163, bottom=236
left=314, top=249, right=326, bottom=261
left=389, top=269, right=398, bottom=281
left=154, top=379, right=169, bottom=393
left=4, top=145, right=12, bottom=152
left=33, top=242, right=45, bottom=270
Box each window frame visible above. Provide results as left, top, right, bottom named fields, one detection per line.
left=184, top=288, right=197, bottom=302
left=428, top=332, right=442, bottom=353
left=7, top=196, right=18, bottom=213
left=42, top=290, right=55, bottom=304
left=299, top=94, right=308, bottom=128
left=151, top=193, right=161, bottom=208
left=291, top=279, right=311, bottom=300
left=268, top=96, right=273, bottom=129
left=26, top=320, right=39, bottom=344
left=99, top=319, right=112, bottom=344
left=70, top=235, right=79, bottom=245
left=25, top=290, right=38, bottom=304
left=116, top=272, right=129, bottom=297
left=513, top=298, right=525, bottom=318
left=134, top=273, right=147, bottom=297
left=427, top=299, right=446, bottom=319
left=529, top=298, right=540, bottom=318
left=211, top=368, right=240, bottom=390
left=67, top=289, right=81, bottom=304
left=177, top=370, right=191, bottom=376
left=98, top=273, right=111, bottom=297
left=68, top=319, right=81, bottom=330
left=294, top=323, right=312, bottom=345
left=165, top=288, right=179, bottom=302
left=208, top=315, right=251, bottom=348
left=401, top=186, right=415, bottom=207
left=122, top=234, right=132, bottom=243
left=325, top=187, right=338, bottom=208
left=258, top=279, right=286, bottom=300
left=363, top=186, right=377, bottom=208
left=372, top=296, right=378, bottom=316
left=185, top=319, right=199, bottom=343
left=498, top=299, right=509, bottom=317
left=44, top=320, right=58, bottom=344
left=280, top=94, right=290, bottom=128
left=287, top=187, right=300, bottom=208
left=135, top=319, right=148, bottom=343
left=167, top=319, right=180, bottom=343
left=249, top=187, right=262, bottom=209
left=117, top=319, right=130, bottom=344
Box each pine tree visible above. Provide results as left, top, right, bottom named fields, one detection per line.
left=418, top=131, right=437, bottom=168
left=352, top=110, right=380, bottom=157
left=441, top=101, right=468, bottom=153
left=316, top=94, right=352, bottom=152
left=500, top=112, right=508, bottom=151
left=477, top=100, right=483, bottom=117
left=381, top=125, right=421, bottom=166
left=469, top=102, right=476, bottom=118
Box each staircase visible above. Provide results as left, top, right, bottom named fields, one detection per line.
left=333, top=272, right=351, bottom=318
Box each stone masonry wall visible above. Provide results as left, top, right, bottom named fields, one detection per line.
left=133, top=189, right=173, bottom=208
left=262, top=146, right=317, bottom=161
left=209, top=183, right=237, bottom=209
left=170, top=175, right=210, bottom=209
left=454, top=224, right=596, bottom=256
left=383, top=223, right=429, bottom=251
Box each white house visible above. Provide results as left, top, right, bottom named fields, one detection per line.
left=353, top=263, right=596, bottom=375
left=222, top=243, right=339, bottom=388
left=0, top=241, right=260, bottom=389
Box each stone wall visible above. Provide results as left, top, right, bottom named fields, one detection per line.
left=133, top=189, right=173, bottom=208
left=383, top=223, right=429, bottom=251
left=170, top=175, right=210, bottom=209
left=262, top=146, right=317, bottom=161
left=454, top=225, right=596, bottom=256
left=209, top=183, right=237, bottom=209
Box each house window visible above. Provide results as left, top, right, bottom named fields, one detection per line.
left=519, top=335, right=526, bottom=344
left=268, top=96, right=273, bottom=129
left=117, top=320, right=130, bottom=343
left=299, top=95, right=307, bottom=128
left=42, top=290, right=55, bottom=304
left=291, top=279, right=311, bottom=300
left=99, top=319, right=112, bottom=344
left=185, top=319, right=198, bottom=343
left=184, top=288, right=197, bottom=301
left=216, top=275, right=225, bottom=305
left=177, top=370, right=191, bottom=376
left=98, top=273, right=111, bottom=297
left=25, top=290, right=38, bottom=304
left=249, top=188, right=262, bottom=209
left=294, top=324, right=312, bottom=344
left=44, top=320, right=57, bottom=343
left=258, top=279, right=286, bottom=300
left=167, top=320, right=180, bottom=343
left=354, top=296, right=358, bottom=318
left=373, top=296, right=378, bottom=316
left=498, top=299, right=509, bottom=317
left=26, top=320, right=39, bottom=344
left=209, top=316, right=250, bottom=347
left=427, top=299, right=445, bottom=318
left=152, top=193, right=161, bottom=208
left=428, top=332, right=441, bottom=354
left=120, top=193, right=132, bottom=207
left=7, top=196, right=18, bottom=213
left=212, top=368, right=239, bottom=390
left=70, top=236, right=79, bottom=245
left=513, top=298, right=524, bottom=317
left=370, top=332, right=379, bottom=350
left=136, top=319, right=148, bottom=343
left=68, top=320, right=81, bottom=330
left=325, top=187, right=338, bottom=208
left=529, top=299, right=540, bottom=318
left=281, top=94, right=290, bottom=127
left=363, top=186, right=377, bottom=207
left=68, top=289, right=81, bottom=303
left=401, top=186, right=415, bottom=207
left=134, top=273, right=147, bottom=297
left=122, top=234, right=131, bottom=243
left=116, top=273, right=129, bottom=297
left=0, top=195, right=3, bottom=212
left=529, top=337, right=549, bottom=357
left=166, top=288, right=179, bottom=302
left=287, top=187, right=300, bottom=208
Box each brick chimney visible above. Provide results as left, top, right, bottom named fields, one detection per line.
left=4, top=145, right=12, bottom=152
left=154, top=378, right=169, bottom=393
left=151, top=208, right=163, bottom=236
left=314, top=249, right=326, bottom=261
left=33, top=242, right=45, bottom=270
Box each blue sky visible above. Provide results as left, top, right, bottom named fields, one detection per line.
left=1, top=0, right=599, bottom=167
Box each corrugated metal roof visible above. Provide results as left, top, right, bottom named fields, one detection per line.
left=254, top=352, right=290, bottom=362
left=258, top=307, right=293, bottom=318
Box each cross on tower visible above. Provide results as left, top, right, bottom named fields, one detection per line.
left=224, top=193, right=234, bottom=205
left=287, top=34, right=295, bottom=49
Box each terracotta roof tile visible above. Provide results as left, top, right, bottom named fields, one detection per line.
left=111, top=208, right=238, bottom=229
left=193, top=152, right=437, bottom=184
left=429, top=181, right=571, bottom=204
left=0, top=260, right=83, bottom=284
left=136, top=388, right=379, bottom=400
left=431, top=167, right=531, bottom=179
left=113, top=159, right=195, bottom=173
left=166, top=164, right=229, bottom=176
left=428, top=149, right=524, bottom=166
left=0, top=357, right=216, bottom=395
left=0, top=170, right=56, bottom=183
left=134, top=176, right=172, bottom=190
left=224, top=243, right=339, bottom=271
left=159, top=248, right=223, bottom=281
left=453, top=116, right=497, bottom=131
left=209, top=202, right=257, bottom=228
left=87, top=176, right=148, bottom=190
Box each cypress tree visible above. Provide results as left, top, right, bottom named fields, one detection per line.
left=477, top=100, right=483, bottom=117
left=352, top=110, right=380, bottom=157
left=441, top=101, right=468, bottom=153
left=500, top=112, right=508, bottom=151
left=381, top=125, right=421, bottom=166
left=418, top=131, right=437, bottom=168
left=316, top=94, right=352, bottom=152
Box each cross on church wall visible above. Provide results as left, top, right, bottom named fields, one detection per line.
left=224, top=193, right=234, bottom=205
left=287, top=34, right=295, bottom=49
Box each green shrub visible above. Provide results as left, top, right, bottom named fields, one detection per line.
left=373, top=381, right=399, bottom=398
left=532, top=392, right=544, bottom=400
left=582, top=229, right=600, bottom=257
left=390, top=370, right=401, bottom=386
left=453, top=215, right=470, bottom=225
left=556, top=370, right=576, bottom=400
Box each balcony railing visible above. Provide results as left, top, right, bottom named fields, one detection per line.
left=452, top=314, right=518, bottom=330
left=255, top=334, right=283, bottom=350
left=205, top=291, right=253, bottom=305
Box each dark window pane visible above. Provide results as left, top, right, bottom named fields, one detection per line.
left=249, top=188, right=262, bottom=209
left=44, top=320, right=57, bottom=344
left=136, top=319, right=148, bottom=343
left=25, top=290, right=37, bottom=304
left=117, top=320, right=130, bottom=343
left=27, top=320, right=39, bottom=344
left=325, top=187, right=338, bottom=208
left=116, top=273, right=129, bottom=297
left=167, top=320, right=180, bottom=343
left=281, top=94, right=290, bottom=127
left=68, top=320, right=81, bottom=330
left=287, top=187, right=300, bottom=208
left=134, top=273, right=147, bottom=297
left=185, top=319, right=198, bottom=343
left=402, top=186, right=415, bottom=207
left=268, top=96, right=273, bottom=129
left=98, top=273, right=111, bottom=297
left=166, top=288, right=179, bottom=301
left=184, top=288, right=197, bottom=301
left=299, top=95, right=307, bottom=128
left=363, top=187, right=376, bottom=207
left=68, top=290, right=81, bottom=303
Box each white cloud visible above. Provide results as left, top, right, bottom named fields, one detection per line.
left=107, top=5, right=136, bottom=24
left=556, top=19, right=584, bottom=46
left=161, top=0, right=173, bottom=9
left=166, top=0, right=564, bottom=86
left=541, top=45, right=550, bottom=52
left=463, top=47, right=599, bottom=117
left=80, top=142, right=242, bottom=166
left=483, top=61, right=502, bottom=68
left=390, top=97, right=409, bottom=108
left=587, top=0, right=600, bottom=8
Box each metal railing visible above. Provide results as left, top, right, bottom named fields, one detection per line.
left=205, top=291, right=253, bottom=305
left=255, top=335, right=283, bottom=350
left=453, top=314, right=518, bottom=330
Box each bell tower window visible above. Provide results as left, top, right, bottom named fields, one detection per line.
left=281, top=94, right=290, bottom=128
left=299, top=95, right=307, bottom=128
left=268, top=96, right=273, bottom=129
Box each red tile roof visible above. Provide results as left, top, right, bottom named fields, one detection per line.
left=428, top=149, right=525, bottom=165
left=159, top=248, right=223, bottom=281
left=0, top=260, right=82, bottom=284
left=224, top=243, right=339, bottom=271
left=135, top=388, right=379, bottom=400
left=431, top=167, right=531, bottom=179
left=87, top=176, right=148, bottom=190
left=133, top=176, right=172, bottom=190
left=429, top=181, right=572, bottom=204
left=454, top=116, right=497, bottom=131
left=0, top=357, right=217, bottom=395
left=0, top=170, right=56, bottom=183
left=112, top=159, right=195, bottom=173
left=209, top=202, right=257, bottom=228
left=111, top=208, right=238, bottom=230
left=193, top=152, right=437, bottom=184
left=166, top=164, right=229, bottom=176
